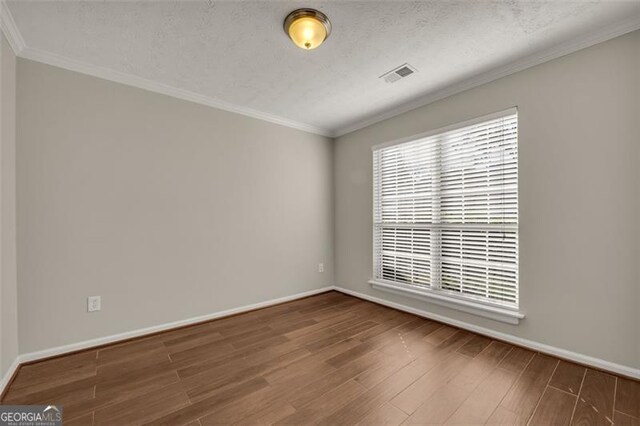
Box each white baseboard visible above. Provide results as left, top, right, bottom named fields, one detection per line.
left=4, top=283, right=637, bottom=398
left=17, top=286, right=334, bottom=365
left=0, top=286, right=333, bottom=396
left=333, top=285, right=640, bottom=380
left=0, top=356, right=20, bottom=396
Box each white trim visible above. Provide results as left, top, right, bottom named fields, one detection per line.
left=333, top=285, right=640, bottom=380
left=4, top=284, right=640, bottom=393
left=369, top=280, right=524, bottom=325
left=0, top=356, right=20, bottom=396
left=371, top=107, right=517, bottom=151
left=17, top=286, right=333, bottom=364
left=0, top=0, right=25, bottom=55
left=334, top=15, right=640, bottom=137
left=3, top=2, right=639, bottom=138
left=0, top=1, right=331, bottom=137
left=17, top=47, right=332, bottom=137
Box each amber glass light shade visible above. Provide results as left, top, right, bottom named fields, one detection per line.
left=284, top=9, right=331, bottom=50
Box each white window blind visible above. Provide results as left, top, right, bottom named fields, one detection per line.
left=373, top=109, right=518, bottom=308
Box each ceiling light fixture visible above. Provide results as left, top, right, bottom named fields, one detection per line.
left=284, top=8, right=331, bottom=50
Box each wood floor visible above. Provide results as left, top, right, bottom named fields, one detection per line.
left=2, top=291, right=639, bottom=425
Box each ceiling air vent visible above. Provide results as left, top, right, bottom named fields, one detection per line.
left=380, top=63, right=417, bottom=83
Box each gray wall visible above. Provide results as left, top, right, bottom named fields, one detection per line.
left=16, top=59, right=334, bottom=353
left=7, top=28, right=640, bottom=371
left=1, top=33, right=18, bottom=379
left=334, top=30, right=640, bottom=369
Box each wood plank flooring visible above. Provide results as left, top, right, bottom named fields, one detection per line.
left=2, top=291, right=639, bottom=425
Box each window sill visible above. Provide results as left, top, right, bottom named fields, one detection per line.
left=368, top=280, right=525, bottom=325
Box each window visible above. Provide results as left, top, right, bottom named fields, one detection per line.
left=371, top=109, right=522, bottom=323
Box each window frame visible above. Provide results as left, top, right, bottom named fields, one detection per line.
left=370, top=108, right=524, bottom=324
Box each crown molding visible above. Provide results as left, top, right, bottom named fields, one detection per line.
left=19, top=47, right=333, bottom=137
left=0, top=1, right=332, bottom=137
left=333, top=15, right=640, bottom=137
left=0, top=0, right=25, bottom=55
left=2, top=0, right=639, bottom=139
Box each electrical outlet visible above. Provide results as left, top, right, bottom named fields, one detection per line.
left=318, top=263, right=324, bottom=273
left=87, top=296, right=101, bottom=312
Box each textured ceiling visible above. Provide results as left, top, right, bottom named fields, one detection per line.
left=6, top=1, right=640, bottom=135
